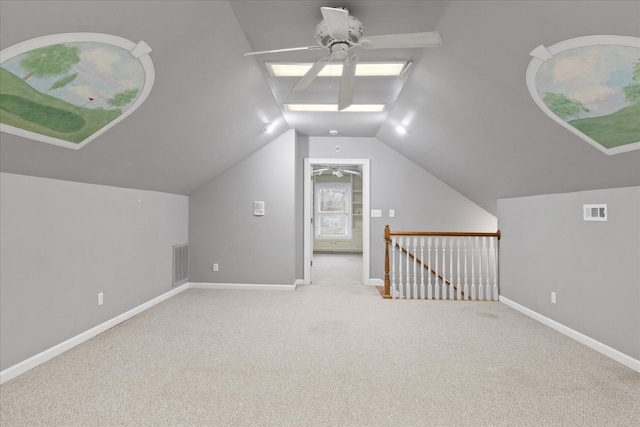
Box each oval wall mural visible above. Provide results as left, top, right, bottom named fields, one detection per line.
left=526, top=35, right=640, bottom=155
left=0, top=33, right=154, bottom=150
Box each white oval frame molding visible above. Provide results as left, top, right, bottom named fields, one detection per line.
left=0, top=33, right=154, bottom=150
left=526, top=35, right=640, bottom=155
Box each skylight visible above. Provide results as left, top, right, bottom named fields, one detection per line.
left=284, top=104, right=385, bottom=112
left=268, top=62, right=409, bottom=77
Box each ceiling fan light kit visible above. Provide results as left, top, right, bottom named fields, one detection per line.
left=245, top=6, right=442, bottom=111
left=313, top=165, right=362, bottom=177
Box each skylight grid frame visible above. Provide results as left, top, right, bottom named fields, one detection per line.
left=267, top=61, right=411, bottom=77
left=284, top=104, right=385, bottom=112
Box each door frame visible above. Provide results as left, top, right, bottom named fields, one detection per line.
left=304, top=158, right=370, bottom=285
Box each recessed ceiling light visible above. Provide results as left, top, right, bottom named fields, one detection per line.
left=284, top=104, right=385, bottom=112
left=268, top=62, right=409, bottom=77
left=396, top=125, right=407, bottom=135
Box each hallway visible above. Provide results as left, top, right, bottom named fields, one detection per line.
left=312, top=253, right=363, bottom=286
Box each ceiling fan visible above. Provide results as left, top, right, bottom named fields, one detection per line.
left=244, top=6, right=442, bottom=111
left=314, top=165, right=361, bottom=177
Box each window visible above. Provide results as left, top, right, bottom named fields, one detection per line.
left=315, top=182, right=351, bottom=239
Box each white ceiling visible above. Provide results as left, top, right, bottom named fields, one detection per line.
left=1, top=0, right=639, bottom=214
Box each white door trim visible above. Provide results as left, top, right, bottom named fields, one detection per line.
left=304, top=158, right=370, bottom=285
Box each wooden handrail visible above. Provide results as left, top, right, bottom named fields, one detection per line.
left=388, top=230, right=501, bottom=239
left=383, top=225, right=501, bottom=299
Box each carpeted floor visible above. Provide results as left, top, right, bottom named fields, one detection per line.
left=1, top=253, right=639, bottom=426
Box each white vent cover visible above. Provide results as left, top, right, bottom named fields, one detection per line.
left=583, top=204, right=607, bottom=221
left=173, top=244, right=189, bottom=286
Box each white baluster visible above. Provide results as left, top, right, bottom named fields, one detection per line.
left=464, top=237, right=469, bottom=300
left=478, top=236, right=484, bottom=301
left=442, top=237, right=447, bottom=299
left=427, top=237, right=433, bottom=299
left=412, top=237, right=417, bottom=299
left=448, top=238, right=453, bottom=300
left=420, top=237, right=425, bottom=299
left=471, top=236, right=476, bottom=301
left=434, top=238, right=439, bottom=300
left=391, top=236, right=397, bottom=298
left=456, top=238, right=461, bottom=300
left=492, top=237, right=500, bottom=301
left=398, top=237, right=404, bottom=299
left=406, top=238, right=411, bottom=299
left=485, top=236, right=490, bottom=300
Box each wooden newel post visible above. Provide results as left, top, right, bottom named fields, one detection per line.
left=384, top=225, right=391, bottom=298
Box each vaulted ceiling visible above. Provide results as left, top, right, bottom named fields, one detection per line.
left=1, top=1, right=639, bottom=214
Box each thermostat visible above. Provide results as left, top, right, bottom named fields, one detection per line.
left=253, top=201, right=265, bottom=216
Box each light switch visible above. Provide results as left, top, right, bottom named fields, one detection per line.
left=371, top=209, right=382, bottom=217
left=389, top=209, right=395, bottom=217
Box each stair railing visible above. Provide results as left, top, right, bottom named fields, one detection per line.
left=384, top=225, right=501, bottom=300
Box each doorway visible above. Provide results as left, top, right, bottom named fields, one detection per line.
left=303, top=158, right=370, bottom=285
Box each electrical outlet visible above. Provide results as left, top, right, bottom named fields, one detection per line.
left=98, top=292, right=103, bottom=306
left=551, top=292, right=556, bottom=304
left=213, top=263, right=219, bottom=272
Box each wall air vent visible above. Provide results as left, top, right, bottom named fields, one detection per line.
left=583, top=204, right=607, bottom=222
left=172, top=244, right=189, bottom=286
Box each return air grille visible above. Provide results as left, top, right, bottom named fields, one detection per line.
left=583, top=204, right=607, bottom=221
left=173, top=244, right=189, bottom=286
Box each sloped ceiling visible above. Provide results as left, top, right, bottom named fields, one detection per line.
left=1, top=1, right=639, bottom=215
left=377, top=1, right=640, bottom=213
left=0, top=0, right=287, bottom=195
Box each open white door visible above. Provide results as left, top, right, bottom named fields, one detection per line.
left=304, top=158, right=370, bottom=285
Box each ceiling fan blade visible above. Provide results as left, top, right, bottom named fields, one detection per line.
left=321, top=7, right=349, bottom=40
left=338, top=54, right=358, bottom=111
left=292, top=55, right=331, bottom=92
left=359, top=31, right=442, bottom=50
left=341, top=169, right=361, bottom=175
left=243, top=46, right=322, bottom=56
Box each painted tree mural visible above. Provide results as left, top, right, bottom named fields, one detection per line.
left=623, top=59, right=640, bottom=104
left=543, top=92, right=589, bottom=120
left=19, top=44, right=80, bottom=81
left=107, top=88, right=140, bottom=110
left=1, top=35, right=153, bottom=149
left=47, top=73, right=78, bottom=93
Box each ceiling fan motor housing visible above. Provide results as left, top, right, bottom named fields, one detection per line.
left=315, top=9, right=364, bottom=48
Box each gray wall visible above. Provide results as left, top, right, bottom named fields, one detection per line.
left=498, top=187, right=640, bottom=359
left=295, top=132, right=308, bottom=279
left=302, top=136, right=497, bottom=279
left=189, top=130, right=297, bottom=284
left=0, top=173, right=188, bottom=371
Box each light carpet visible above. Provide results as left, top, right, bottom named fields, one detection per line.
left=1, top=253, right=638, bottom=426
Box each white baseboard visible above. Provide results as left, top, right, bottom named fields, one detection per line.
left=0, top=283, right=190, bottom=385
left=189, top=282, right=298, bottom=291
left=368, top=278, right=384, bottom=286
left=499, top=296, right=640, bottom=373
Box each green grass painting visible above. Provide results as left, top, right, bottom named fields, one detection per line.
left=569, top=103, right=640, bottom=149
left=0, top=68, right=120, bottom=143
